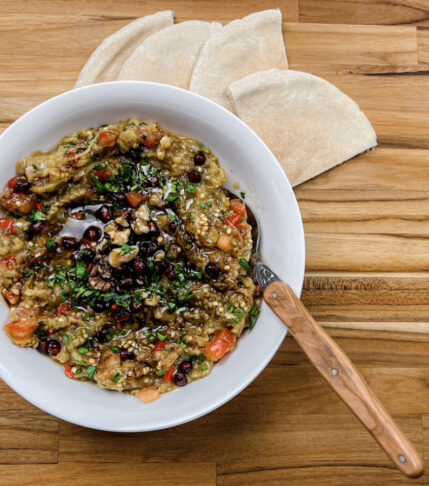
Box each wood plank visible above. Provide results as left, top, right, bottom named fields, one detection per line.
left=0, top=411, right=57, bottom=464
left=422, top=415, right=429, bottom=461
left=284, top=23, right=418, bottom=72
left=0, top=463, right=216, bottom=486
left=0, top=381, right=38, bottom=411
left=298, top=190, right=429, bottom=235
left=0, top=0, right=299, bottom=22
left=58, top=412, right=422, bottom=469
left=276, top=331, right=429, bottom=367
left=296, top=149, right=429, bottom=191
left=417, top=27, right=429, bottom=63
left=299, top=1, right=429, bottom=27
left=218, top=464, right=428, bottom=486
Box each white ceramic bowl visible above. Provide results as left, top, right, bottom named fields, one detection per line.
left=0, top=82, right=305, bottom=432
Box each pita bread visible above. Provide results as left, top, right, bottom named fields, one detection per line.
left=75, top=11, right=174, bottom=88
left=227, top=69, right=377, bottom=186
left=189, top=10, right=287, bottom=111
left=117, top=21, right=222, bottom=89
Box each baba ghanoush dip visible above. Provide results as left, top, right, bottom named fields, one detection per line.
left=0, top=119, right=261, bottom=403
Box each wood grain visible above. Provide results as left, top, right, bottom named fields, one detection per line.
left=264, top=281, right=423, bottom=477
left=0, top=463, right=216, bottom=486
left=1, top=1, right=429, bottom=484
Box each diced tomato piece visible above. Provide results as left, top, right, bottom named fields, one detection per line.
left=230, top=199, right=246, bottom=217
left=203, top=328, right=236, bottom=361
left=7, top=177, right=18, bottom=189
left=153, top=340, right=165, bottom=352
left=0, top=218, right=14, bottom=236
left=3, top=290, right=19, bottom=305
left=66, top=151, right=76, bottom=158
left=64, top=362, right=75, bottom=379
left=95, top=168, right=111, bottom=181
left=0, top=254, right=16, bottom=272
left=164, top=367, right=175, bottom=383
left=57, top=303, right=70, bottom=316
left=26, top=256, right=38, bottom=265
left=137, top=388, right=160, bottom=404
left=2, top=192, right=36, bottom=216
left=4, top=321, right=38, bottom=345
left=225, top=213, right=241, bottom=226
left=126, top=191, right=146, bottom=208
left=98, top=130, right=118, bottom=148
left=138, top=127, right=163, bottom=149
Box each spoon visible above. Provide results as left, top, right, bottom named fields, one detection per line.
left=229, top=190, right=424, bottom=478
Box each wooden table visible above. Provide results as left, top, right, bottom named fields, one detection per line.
left=1, top=1, right=429, bottom=485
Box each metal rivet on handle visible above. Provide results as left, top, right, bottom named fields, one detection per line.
left=272, top=292, right=277, bottom=298
left=398, top=455, right=406, bottom=463
left=331, top=369, right=338, bottom=376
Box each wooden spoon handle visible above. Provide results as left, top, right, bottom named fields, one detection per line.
left=264, top=280, right=424, bottom=478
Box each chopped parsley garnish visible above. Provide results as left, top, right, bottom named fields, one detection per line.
left=156, top=332, right=166, bottom=341
left=109, top=346, right=120, bottom=353
left=29, top=210, right=46, bottom=222
left=87, top=366, right=97, bottom=378
left=45, top=239, right=57, bottom=251
left=155, top=369, right=166, bottom=376
left=112, top=373, right=122, bottom=383
left=240, top=192, right=245, bottom=199
left=199, top=143, right=208, bottom=153
left=249, top=305, right=261, bottom=330
left=120, top=244, right=134, bottom=255
left=239, top=258, right=250, bottom=272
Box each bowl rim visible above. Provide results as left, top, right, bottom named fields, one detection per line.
left=0, top=81, right=305, bottom=432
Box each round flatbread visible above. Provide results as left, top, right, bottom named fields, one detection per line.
left=118, top=21, right=222, bottom=89
left=74, top=11, right=174, bottom=88
left=189, top=9, right=288, bottom=111
left=227, top=69, right=377, bottom=187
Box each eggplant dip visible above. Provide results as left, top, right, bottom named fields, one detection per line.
left=0, top=119, right=261, bottom=403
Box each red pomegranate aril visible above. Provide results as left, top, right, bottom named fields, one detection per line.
left=62, top=237, right=79, bottom=250
left=130, top=301, right=144, bottom=313
left=48, top=339, right=61, bottom=357
left=120, top=347, right=135, bottom=360
left=37, top=338, right=49, bottom=354
left=187, top=170, right=201, bottom=183
left=179, top=360, right=193, bottom=374
left=194, top=151, right=206, bottom=166
left=12, top=178, right=32, bottom=193
left=174, top=371, right=187, bottom=386
left=84, top=225, right=101, bottom=241
left=29, top=220, right=45, bottom=235
left=147, top=221, right=159, bottom=235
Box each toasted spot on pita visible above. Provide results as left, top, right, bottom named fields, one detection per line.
left=118, top=20, right=221, bottom=89
left=189, top=9, right=288, bottom=111
left=75, top=11, right=174, bottom=88
left=227, top=69, right=377, bottom=187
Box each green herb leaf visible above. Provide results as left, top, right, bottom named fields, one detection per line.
left=63, top=335, right=68, bottom=344
left=239, top=258, right=250, bottom=272
left=112, top=372, right=121, bottom=383
left=120, top=244, right=134, bottom=255
left=156, top=332, right=166, bottom=341
left=30, top=210, right=46, bottom=222
left=45, top=239, right=57, bottom=251
left=75, top=261, right=86, bottom=279
left=240, top=192, right=246, bottom=199
left=199, top=143, right=208, bottom=153
left=249, top=305, right=261, bottom=330
left=109, top=346, right=120, bottom=354
left=87, top=366, right=97, bottom=378
left=77, top=347, right=88, bottom=355
left=166, top=192, right=180, bottom=202
left=201, top=364, right=208, bottom=371
left=155, top=369, right=166, bottom=376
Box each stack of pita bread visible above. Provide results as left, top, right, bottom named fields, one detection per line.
left=75, top=9, right=377, bottom=187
